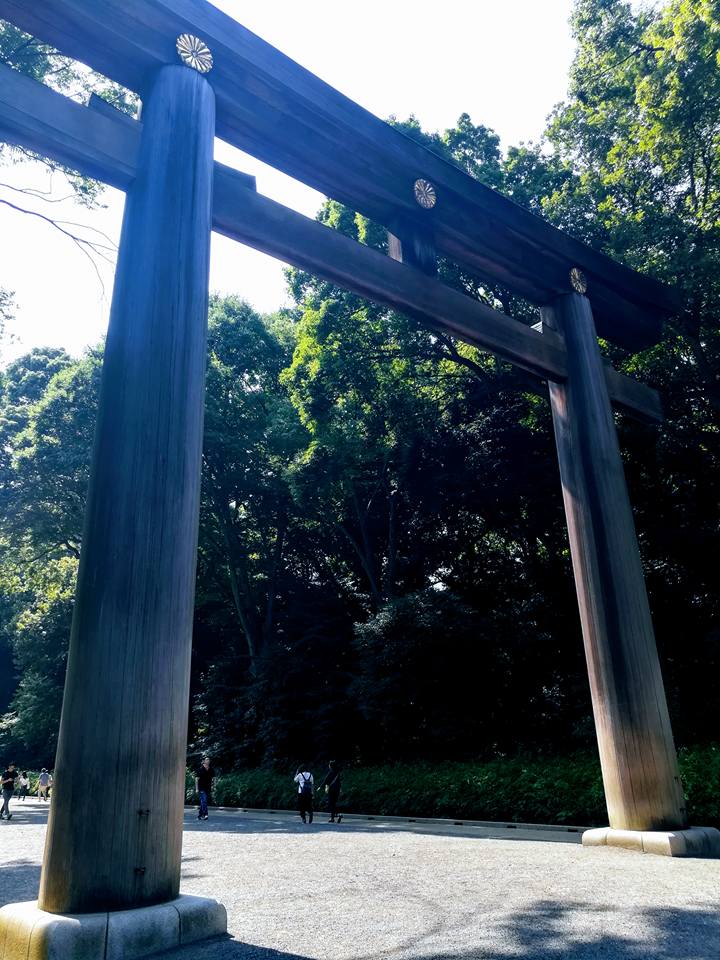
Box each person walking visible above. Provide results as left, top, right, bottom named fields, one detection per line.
left=195, top=756, right=213, bottom=821
left=18, top=771, right=29, bottom=801
left=1, top=763, right=17, bottom=821
left=294, top=765, right=314, bottom=824
left=37, top=768, right=51, bottom=801
left=320, top=760, right=343, bottom=823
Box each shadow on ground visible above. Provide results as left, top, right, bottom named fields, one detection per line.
left=182, top=811, right=581, bottom=845
left=0, top=801, right=51, bottom=826
left=0, top=860, right=41, bottom=907
left=490, top=900, right=720, bottom=959
left=0, top=854, right=211, bottom=903
left=162, top=901, right=720, bottom=960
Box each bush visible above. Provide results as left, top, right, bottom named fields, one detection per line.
left=191, top=747, right=720, bottom=827
left=678, top=744, right=720, bottom=826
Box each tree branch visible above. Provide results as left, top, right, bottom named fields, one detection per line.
left=0, top=195, right=114, bottom=297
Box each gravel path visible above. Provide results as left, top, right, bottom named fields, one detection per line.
left=2, top=799, right=719, bottom=959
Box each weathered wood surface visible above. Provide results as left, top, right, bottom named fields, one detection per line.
left=38, top=64, right=215, bottom=914
left=0, top=0, right=682, bottom=349
left=0, top=61, right=139, bottom=189
left=387, top=219, right=438, bottom=277
left=543, top=294, right=686, bottom=832
left=214, top=169, right=566, bottom=382
left=0, top=64, right=256, bottom=193
left=0, top=66, right=662, bottom=422
left=533, top=314, right=663, bottom=424
left=603, top=364, right=662, bottom=424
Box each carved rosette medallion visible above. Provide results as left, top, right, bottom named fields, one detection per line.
left=570, top=267, right=588, bottom=294
left=176, top=34, right=214, bottom=73
left=414, top=178, right=437, bottom=209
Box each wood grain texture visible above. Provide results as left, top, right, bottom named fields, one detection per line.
left=0, top=61, right=139, bottom=189
left=0, top=0, right=681, bottom=349
left=603, top=364, right=663, bottom=424
left=543, top=294, right=686, bottom=832
left=0, top=63, right=255, bottom=192
left=0, top=66, right=661, bottom=422
left=532, top=316, right=663, bottom=423
left=214, top=169, right=567, bottom=381
left=38, top=64, right=215, bottom=914
left=386, top=219, right=438, bottom=277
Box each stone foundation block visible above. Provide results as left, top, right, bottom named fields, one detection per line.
left=582, top=826, right=720, bottom=858
left=175, top=894, right=227, bottom=945
left=0, top=894, right=226, bottom=959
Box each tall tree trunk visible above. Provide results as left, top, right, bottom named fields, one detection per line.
left=219, top=514, right=262, bottom=669
left=262, top=509, right=287, bottom=644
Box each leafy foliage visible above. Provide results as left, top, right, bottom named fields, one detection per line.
left=0, top=19, right=137, bottom=205
left=198, top=747, right=720, bottom=827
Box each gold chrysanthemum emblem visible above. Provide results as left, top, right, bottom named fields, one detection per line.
left=176, top=34, right=213, bottom=74
left=414, top=178, right=437, bottom=209
left=569, top=267, right=588, bottom=294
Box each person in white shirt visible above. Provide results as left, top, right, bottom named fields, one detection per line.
left=37, top=768, right=52, bottom=800
left=293, top=765, right=314, bottom=824
left=18, top=771, right=30, bottom=801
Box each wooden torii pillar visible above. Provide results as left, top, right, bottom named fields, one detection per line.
left=1, top=34, right=227, bottom=960
left=39, top=59, right=215, bottom=915
left=542, top=292, right=692, bottom=852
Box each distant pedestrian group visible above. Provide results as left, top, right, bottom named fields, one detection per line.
left=193, top=757, right=343, bottom=826
left=0, top=765, right=54, bottom=822
left=294, top=761, right=343, bottom=824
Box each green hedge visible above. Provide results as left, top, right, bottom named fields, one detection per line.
left=677, top=744, right=720, bottom=826
left=187, top=746, right=720, bottom=827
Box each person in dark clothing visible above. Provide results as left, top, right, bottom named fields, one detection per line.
left=294, top=765, right=314, bottom=824
left=195, top=757, right=213, bottom=821
left=320, top=761, right=343, bottom=823
left=1, top=763, right=17, bottom=820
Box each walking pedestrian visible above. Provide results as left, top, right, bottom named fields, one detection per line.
left=18, top=771, right=29, bottom=801
left=320, top=760, right=343, bottom=823
left=37, top=768, right=51, bottom=801
left=1, top=763, right=17, bottom=821
left=195, top=756, right=213, bottom=821
left=294, top=765, right=314, bottom=824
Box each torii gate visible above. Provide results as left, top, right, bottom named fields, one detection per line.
left=1, top=1, right=718, bottom=956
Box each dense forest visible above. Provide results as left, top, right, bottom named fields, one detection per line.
left=1, top=0, right=718, bottom=777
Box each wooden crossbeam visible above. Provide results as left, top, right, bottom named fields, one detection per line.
left=0, top=0, right=681, bottom=351
left=0, top=64, right=662, bottom=422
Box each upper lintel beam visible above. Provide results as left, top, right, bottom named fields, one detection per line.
left=0, top=0, right=681, bottom=351
left=0, top=64, right=661, bottom=423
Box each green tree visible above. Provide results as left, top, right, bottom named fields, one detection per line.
left=0, top=19, right=136, bottom=203
left=198, top=297, right=306, bottom=669
left=0, top=350, right=100, bottom=559
left=541, top=0, right=720, bottom=742
left=0, top=348, right=99, bottom=755
left=546, top=0, right=720, bottom=410
left=0, top=555, right=76, bottom=764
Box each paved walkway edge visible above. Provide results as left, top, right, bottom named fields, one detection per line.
left=184, top=804, right=587, bottom=834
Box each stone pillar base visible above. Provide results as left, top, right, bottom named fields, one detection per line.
left=0, top=894, right=226, bottom=959
left=583, top=826, right=720, bottom=857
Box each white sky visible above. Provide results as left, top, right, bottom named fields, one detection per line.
left=0, top=0, right=577, bottom=364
